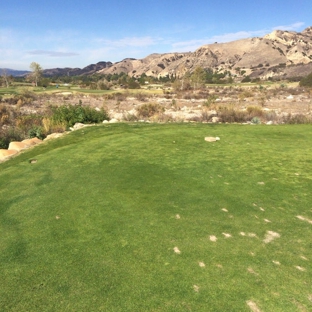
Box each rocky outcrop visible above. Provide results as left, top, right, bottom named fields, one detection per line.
left=96, top=27, right=312, bottom=81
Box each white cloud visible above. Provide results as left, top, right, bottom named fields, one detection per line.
left=93, top=36, right=161, bottom=48
left=170, top=22, right=306, bottom=52
left=27, top=50, right=79, bottom=57
left=273, top=22, right=305, bottom=31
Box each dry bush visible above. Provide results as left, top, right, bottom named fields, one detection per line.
left=42, top=117, right=67, bottom=133
left=103, top=92, right=128, bottom=101
left=136, top=103, right=165, bottom=118
left=282, top=113, right=312, bottom=124
left=246, top=106, right=264, bottom=118
left=150, top=113, right=174, bottom=123
left=134, top=92, right=151, bottom=102
left=0, top=104, right=21, bottom=126
left=0, top=126, right=24, bottom=149
left=122, top=112, right=138, bottom=122
left=218, top=106, right=249, bottom=123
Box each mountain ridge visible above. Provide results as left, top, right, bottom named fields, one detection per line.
left=2, top=26, right=312, bottom=80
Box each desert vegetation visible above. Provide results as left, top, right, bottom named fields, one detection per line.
left=1, top=71, right=312, bottom=149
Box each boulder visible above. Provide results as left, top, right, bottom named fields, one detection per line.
left=0, top=149, right=18, bottom=159
left=109, top=118, right=118, bottom=123
left=8, top=141, right=29, bottom=151
left=22, top=137, right=42, bottom=146
left=71, top=123, right=86, bottom=130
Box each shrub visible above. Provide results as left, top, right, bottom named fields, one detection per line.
left=28, top=126, right=45, bottom=140
left=136, top=103, right=165, bottom=118
left=246, top=106, right=264, bottom=118
left=0, top=126, right=24, bottom=149
left=241, top=76, right=251, bottom=83
left=48, top=104, right=109, bottom=128
left=282, top=114, right=312, bottom=124
left=299, top=72, right=312, bottom=87
left=218, top=106, right=248, bottom=123
left=251, top=117, right=261, bottom=124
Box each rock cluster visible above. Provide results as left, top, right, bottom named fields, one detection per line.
left=0, top=137, right=43, bottom=162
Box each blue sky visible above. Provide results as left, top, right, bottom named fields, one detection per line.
left=1, top=0, right=311, bottom=70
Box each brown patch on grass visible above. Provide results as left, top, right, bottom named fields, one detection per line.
left=173, top=247, right=181, bottom=254
left=263, top=230, right=280, bottom=243
left=296, top=215, right=312, bottom=224
left=257, top=182, right=265, bottom=185
left=247, top=267, right=258, bottom=275
left=248, top=233, right=257, bottom=238
left=246, top=300, right=262, bottom=312
left=295, top=266, right=306, bottom=271
left=193, top=285, right=199, bottom=292
left=222, top=233, right=232, bottom=238
left=209, top=235, right=217, bottom=242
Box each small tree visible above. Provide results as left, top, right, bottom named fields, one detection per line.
left=29, top=62, right=43, bottom=87
left=190, top=66, right=206, bottom=91
left=1, top=69, right=10, bottom=88
left=299, top=72, right=312, bottom=87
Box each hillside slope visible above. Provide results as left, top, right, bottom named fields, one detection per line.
left=96, top=26, right=312, bottom=80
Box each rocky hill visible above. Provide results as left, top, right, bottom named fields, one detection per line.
left=43, top=61, right=113, bottom=77
left=96, top=26, right=312, bottom=80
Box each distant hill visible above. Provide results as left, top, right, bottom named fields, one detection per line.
left=42, top=61, right=113, bottom=77
left=0, top=68, right=30, bottom=77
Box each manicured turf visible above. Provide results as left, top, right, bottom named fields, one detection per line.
left=0, top=123, right=311, bottom=311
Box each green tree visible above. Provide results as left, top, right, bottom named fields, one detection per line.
left=190, top=66, right=206, bottom=90
left=299, top=72, right=312, bottom=87
left=29, top=62, right=43, bottom=87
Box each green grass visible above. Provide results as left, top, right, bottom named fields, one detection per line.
left=0, top=123, right=311, bottom=311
